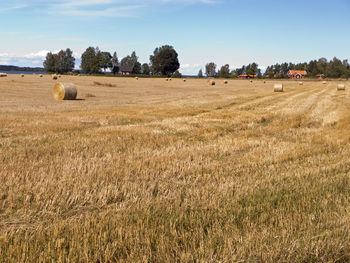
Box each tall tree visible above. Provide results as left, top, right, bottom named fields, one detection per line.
left=111, top=52, right=119, bottom=74
left=43, top=52, right=56, bottom=73
left=133, top=61, right=142, bottom=74
left=141, top=63, right=150, bottom=75
left=198, top=69, right=203, bottom=78
left=43, top=49, right=75, bottom=74
left=218, top=64, right=230, bottom=78
left=150, top=45, right=180, bottom=76
left=205, top=62, right=217, bottom=77
left=100, top=52, right=112, bottom=73
left=81, top=47, right=101, bottom=74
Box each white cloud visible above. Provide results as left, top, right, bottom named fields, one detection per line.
left=0, top=50, right=81, bottom=68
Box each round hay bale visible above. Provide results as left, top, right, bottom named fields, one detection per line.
left=337, top=84, right=346, bottom=91
left=224, top=80, right=228, bottom=84
left=53, top=83, right=77, bottom=100
left=274, top=84, right=284, bottom=92
left=208, top=79, right=216, bottom=86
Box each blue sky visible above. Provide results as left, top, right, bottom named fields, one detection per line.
left=0, top=0, right=349, bottom=74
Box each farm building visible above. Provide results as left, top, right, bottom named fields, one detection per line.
left=238, top=74, right=257, bottom=79
left=316, top=74, right=326, bottom=79
left=119, top=65, right=133, bottom=75
left=288, top=70, right=307, bottom=79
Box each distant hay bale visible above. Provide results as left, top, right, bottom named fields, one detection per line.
left=0, top=73, right=7, bottom=77
left=224, top=80, right=228, bottom=84
left=337, top=84, right=346, bottom=91
left=53, top=83, right=77, bottom=100
left=52, top=74, right=58, bottom=80
left=208, top=79, right=216, bottom=86
left=274, top=84, right=284, bottom=92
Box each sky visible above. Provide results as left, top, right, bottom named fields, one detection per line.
left=0, top=0, right=349, bottom=75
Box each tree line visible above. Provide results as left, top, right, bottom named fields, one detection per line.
left=201, top=57, right=350, bottom=79
left=43, top=45, right=181, bottom=77
left=264, top=57, right=350, bottom=79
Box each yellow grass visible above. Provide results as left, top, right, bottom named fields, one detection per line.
left=1, top=75, right=350, bottom=262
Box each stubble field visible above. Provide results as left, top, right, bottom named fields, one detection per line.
left=0, top=75, right=350, bottom=262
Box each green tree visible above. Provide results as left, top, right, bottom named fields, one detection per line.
left=81, top=47, right=101, bottom=74
left=43, top=52, right=56, bottom=73
left=218, top=64, right=230, bottom=78
left=172, top=70, right=182, bottom=78
left=43, top=49, right=75, bottom=74
left=198, top=69, right=203, bottom=78
left=100, top=52, right=112, bottom=73
left=205, top=62, right=217, bottom=77
left=150, top=45, right=180, bottom=76
left=133, top=61, right=142, bottom=74
left=111, top=52, right=119, bottom=74
left=141, top=63, right=150, bottom=75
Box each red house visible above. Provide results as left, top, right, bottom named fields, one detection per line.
left=316, top=74, right=325, bottom=79
left=238, top=74, right=257, bottom=79
left=288, top=70, right=307, bottom=79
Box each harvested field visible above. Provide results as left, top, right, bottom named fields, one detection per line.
left=1, top=75, right=350, bottom=262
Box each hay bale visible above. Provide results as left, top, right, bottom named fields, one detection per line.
left=274, top=84, right=284, bottom=92
left=53, top=83, right=77, bottom=100
left=208, top=79, right=216, bottom=86
left=337, top=84, right=346, bottom=91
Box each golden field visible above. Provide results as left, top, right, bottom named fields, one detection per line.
left=0, top=75, right=350, bottom=262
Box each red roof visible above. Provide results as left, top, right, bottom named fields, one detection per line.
left=289, top=70, right=307, bottom=75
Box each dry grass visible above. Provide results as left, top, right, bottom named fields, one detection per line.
left=1, top=75, right=350, bottom=262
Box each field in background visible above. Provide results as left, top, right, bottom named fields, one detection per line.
left=1, top=75, right=350, bottom=262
